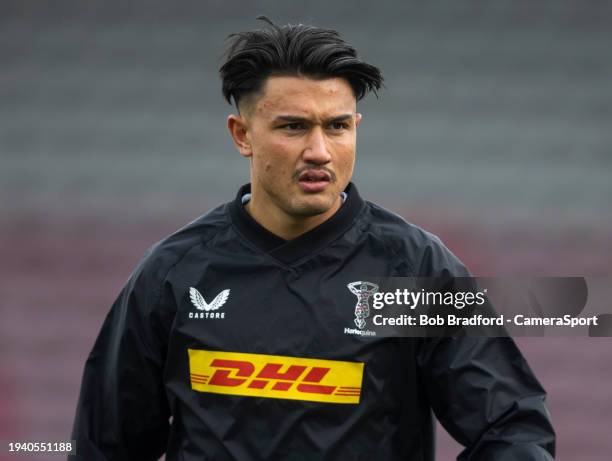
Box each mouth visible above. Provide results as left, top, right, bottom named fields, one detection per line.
left=297, top=169, right=333, bottom=193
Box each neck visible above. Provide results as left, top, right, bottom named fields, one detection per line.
left=245, top=195, right=342, bottom=241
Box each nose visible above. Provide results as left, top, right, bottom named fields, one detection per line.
left=302, top=127, right=331, bottom=165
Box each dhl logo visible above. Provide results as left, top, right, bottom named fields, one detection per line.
left=188, top=349, right=364, bottom=404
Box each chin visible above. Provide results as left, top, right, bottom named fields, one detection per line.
left=290, top=195, right=337, bottom=217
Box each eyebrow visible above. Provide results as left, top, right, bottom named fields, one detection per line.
left=272, top=114, right=355, bottom=124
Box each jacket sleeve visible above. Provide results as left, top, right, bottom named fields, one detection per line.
left=416, top=239, right=556, bottom=460
left=418, top=336, right=555, bottom=460
left=69, top=254, right=172, bottom=461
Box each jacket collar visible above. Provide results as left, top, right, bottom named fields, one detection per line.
left=228, top=182, right=365, bottom=265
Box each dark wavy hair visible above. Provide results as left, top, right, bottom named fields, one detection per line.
left=219, top=16, right=384, bottom=112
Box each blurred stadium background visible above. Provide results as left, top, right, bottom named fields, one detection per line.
left=1, top=0, right=611, bottom=459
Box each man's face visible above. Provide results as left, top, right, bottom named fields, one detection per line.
left=231, top=75, right=361, bottom=223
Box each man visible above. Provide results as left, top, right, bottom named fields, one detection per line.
left=70, top=17, right=555, bottom=460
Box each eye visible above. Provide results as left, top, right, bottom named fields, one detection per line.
left=282, top=122, right=306, bottom=130
left=329, top=121, right=349, bottom=131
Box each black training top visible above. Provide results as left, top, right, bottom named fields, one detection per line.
left=70, top=183, right=555, bottom=461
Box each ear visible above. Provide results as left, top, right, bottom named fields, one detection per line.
left=227, top=114, right=253, bottom=158
left=355, top=113, right=363, bottom=127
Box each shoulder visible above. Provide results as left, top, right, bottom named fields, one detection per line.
left=99, top=206, right=232, bottom=349
left=359, top=200, right=470, bottom=277
left=128, top=203, right=231, bottom=292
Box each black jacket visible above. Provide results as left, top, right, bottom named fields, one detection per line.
left=70, top=183, right=555, bottom=460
